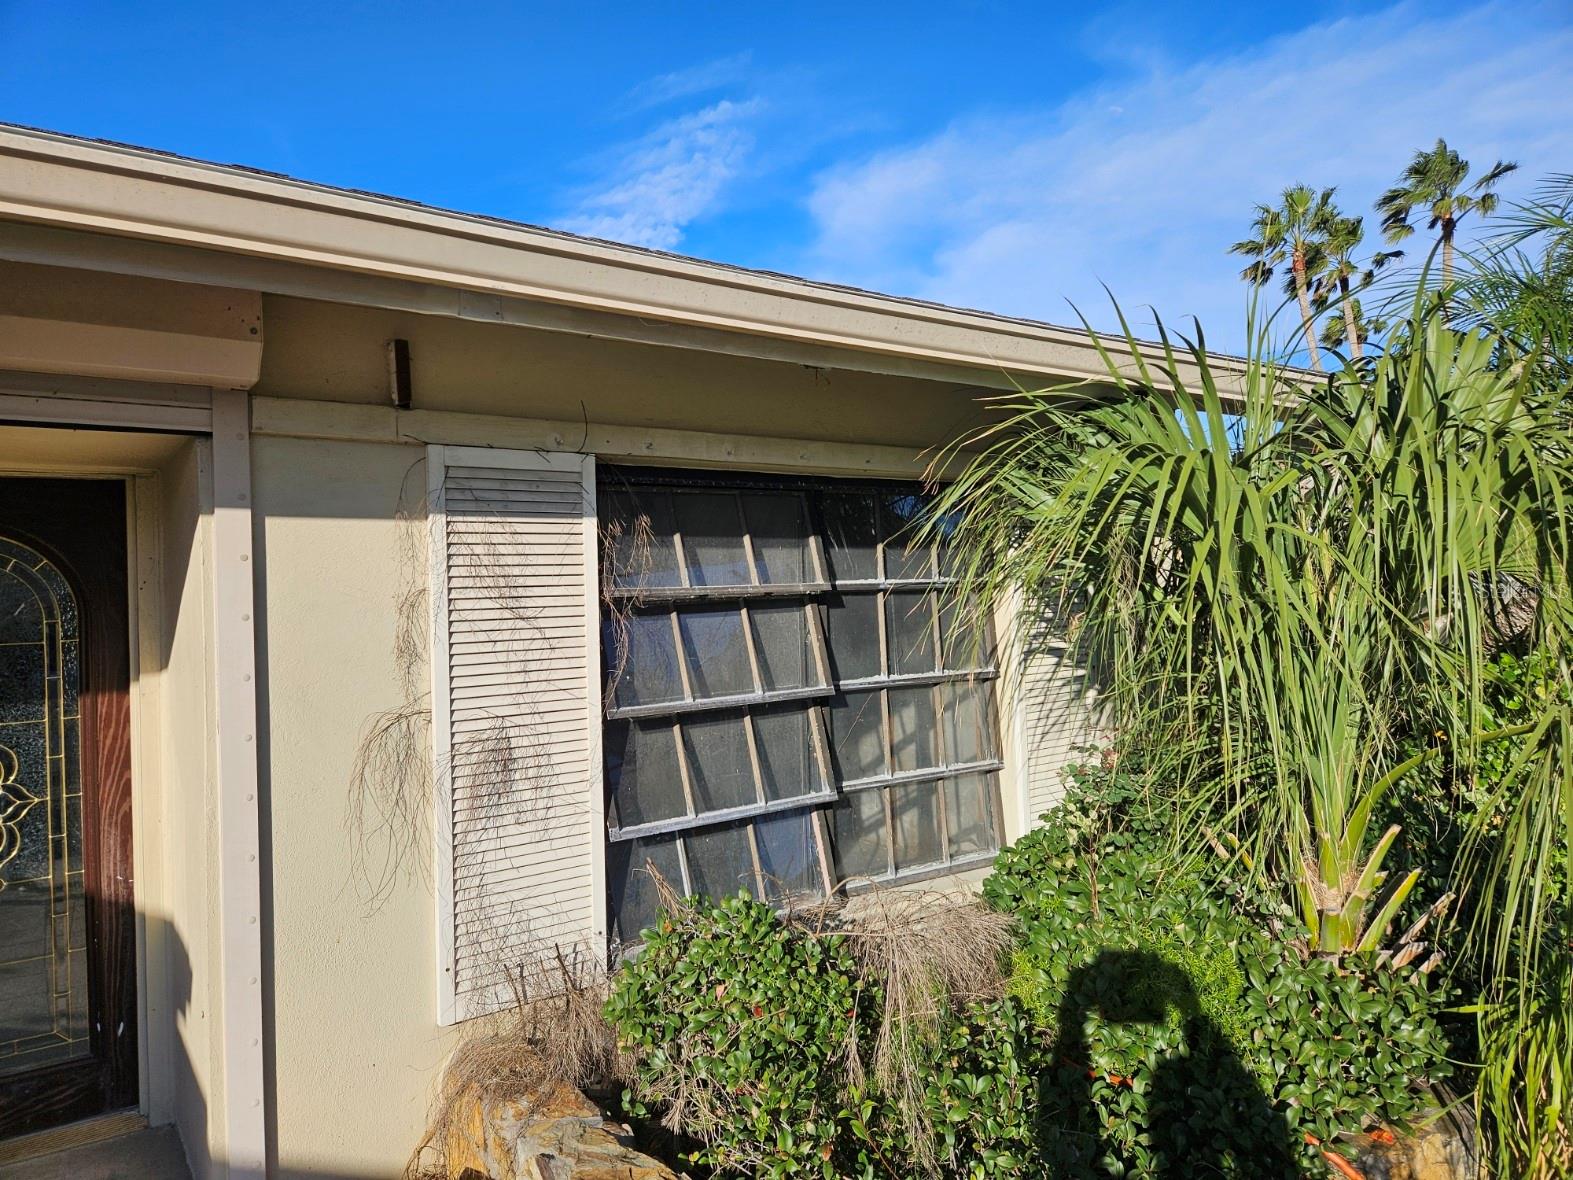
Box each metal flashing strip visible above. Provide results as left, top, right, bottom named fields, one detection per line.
left=0, top=371, right=212, bottom=433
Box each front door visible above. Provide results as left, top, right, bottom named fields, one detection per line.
left=0, top=477, right=136, bottom=1138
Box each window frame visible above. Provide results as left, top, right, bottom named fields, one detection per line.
left=598, top=466, right=1006, bottom=941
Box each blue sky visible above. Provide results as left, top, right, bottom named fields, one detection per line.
left=3, top=1, right=1571, bottom=347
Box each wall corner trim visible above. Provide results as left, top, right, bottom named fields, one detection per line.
left=208, top=390, right=268, bottom=1177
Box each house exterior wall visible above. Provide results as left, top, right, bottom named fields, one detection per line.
left=0, top=247, right=1096, bottom=1178
left=243, top=294, right=1067, bottom=1174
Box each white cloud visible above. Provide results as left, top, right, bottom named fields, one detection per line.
left=627, top=53, right=754, bottom=110
left=560, top=98, right=761, bottom=250
left=803, top=1, right=1573, bottom=348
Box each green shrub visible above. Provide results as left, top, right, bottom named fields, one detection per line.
left=988, top=765, right=1455, bottom=1177
left=604, top=891, right=1039, bottom=1179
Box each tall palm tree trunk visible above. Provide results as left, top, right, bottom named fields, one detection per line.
left=1339, top=274, right=1364, bottom=359
left=1293, top=251, right=1324, bottom=371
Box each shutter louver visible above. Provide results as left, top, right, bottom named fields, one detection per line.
left=1018, top=624, right=1098, bottom=828
left=428, top=446, right=603, bottom=1024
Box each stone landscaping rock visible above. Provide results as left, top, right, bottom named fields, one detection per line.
left=440, top=1078, right=685, bottom=1180
left=1340, top=1102, right=1478, bottom=1180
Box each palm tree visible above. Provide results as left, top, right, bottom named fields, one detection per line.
left=1313, top=215, right=1401, bottom=359
left=1377, top=138, right=1518, bottom=285
left=925, top=290, right=1573, bottom=1173
left=1230, top=185, right=1337, bottom=371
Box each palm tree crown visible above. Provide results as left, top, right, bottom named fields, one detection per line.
left=1314, top=214, right=1402, bottom=358
left=1376, top=138, right=1518, bottom=282
left=1230, top=184, right=1338, bottom=370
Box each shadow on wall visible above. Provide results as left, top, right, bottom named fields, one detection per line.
left=1044, top=949, right=1300, bottom=1179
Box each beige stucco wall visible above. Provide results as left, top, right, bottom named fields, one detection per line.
left=152, top=439, right=230, bottom=1180
left=253, top=434, right=452, bottom=1178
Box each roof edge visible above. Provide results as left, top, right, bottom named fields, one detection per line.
left=0, top=122, right=1256, bottom=390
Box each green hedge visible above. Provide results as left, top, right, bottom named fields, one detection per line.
left=988, top=766, right=1454, bottom=1176
left=603, top=767, right=1454, bottom=1178
left=604, top=891, right=1038, bottom=1179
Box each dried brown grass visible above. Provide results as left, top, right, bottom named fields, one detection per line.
left=406, top=944, right=631, bottom=1180
left=824, top=888, right=1014, bottom=1173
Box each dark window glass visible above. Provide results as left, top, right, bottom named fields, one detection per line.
left=743, top=493, right=813, bottom=584
left=820, top=494, right=878, bottom=582
left=755, top=811, right=821, bottom=901
left=675, top=492, right=750, bottom=586
left=686, top=823, right=759, bottom=899
left=891, top=781, right=944, bottom=871
left=831, top=789, right=888, bottom=881
left=678, top=607, right=753, bottom=699
left=885, top=590, right=936, bottom=676
left=603, top=488, right=683, bottom=589
left=752, top=604, right=819, bottom=691
left=753, top=705, right=824, bottom=800
left=608, top=835, right=683, bottom=942
left=608, top=613, right=683, bottom=709
left=606, top=720, right=686, bottom=828
left=682, top=713, right=758, bottom=813
left=823, top=593, right=881, bottom=681
left=830, top=690, right=886, bottom=781
left=881, top=493, right=934, bottom=581
left=944, top=773, right=996, bottom=860
left=888, top=685, right=938, bottom=773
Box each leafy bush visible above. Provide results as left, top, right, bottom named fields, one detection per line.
left=605, top=891, right=1039, bottom=1179
left=988, top=765, right=1454, bottom=1177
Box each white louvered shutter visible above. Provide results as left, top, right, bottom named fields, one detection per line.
left=1016, top=624, right=1099, bottom=829
left=428, top=445, right=603, bottom=1024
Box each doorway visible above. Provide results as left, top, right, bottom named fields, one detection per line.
left=0, top=477, right=136, bottom=1138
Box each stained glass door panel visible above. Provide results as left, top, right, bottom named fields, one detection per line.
left=0, top=535, right=89, bottom=1077
left=0, top=478, right=136, bottom=1140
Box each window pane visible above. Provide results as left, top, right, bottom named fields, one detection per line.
left=891, top=781, right=945, bottom=871
left=942, top=680, right=990, bottom=766
left=935, top=508, right=962, bottom=580
left=604, top=488, right=683, bottom=589
left=885, top=590, right=936, bottom=676
left=831, top=789, right=888, bottom=881
left=819, top=493, right=878, bottom=582
left=605, top=720, right=687, bottom=829
left=889, top=685, right=938, bottom=773
left=743, top=493, right=813, bottom=584
left=682, top=713, right=758, bottom=813
left=944, top=773, right=997, bottom=860
left=685, top=823, right=759, bottom=899
left=830, top=690, right=886, bottom=781
left=608, top=613, right=683, bottom=708
left=675, top=491, right=750, bottom=587
left=753, top=705, right=825, bottom=800
left=609, top=835, right=683, bottom=943
left=939, top=596, right=994, bottom=670
left=755, top=810, right=823, bottom=902
left=752, top=604, right=820, bottom=691
left=678, top=607, right=754, bottom=699
left=823, top=593, right=881, bottom=682
left=882, top=493, right=935, bottom=581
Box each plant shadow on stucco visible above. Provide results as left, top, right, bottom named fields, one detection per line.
left=1045, top=950, right=1299, bottom=1179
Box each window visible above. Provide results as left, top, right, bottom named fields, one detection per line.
left=600, top=468, right=1004, bottom=945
